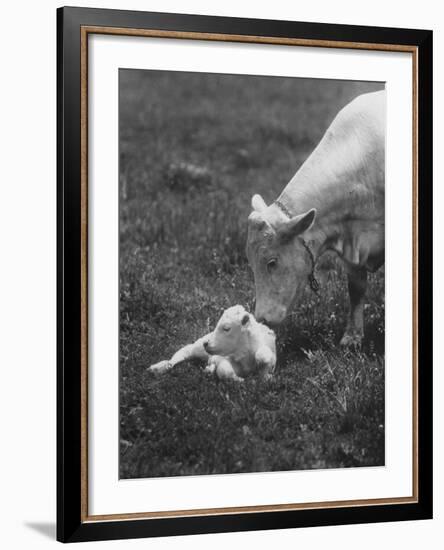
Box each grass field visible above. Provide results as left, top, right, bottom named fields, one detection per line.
left=119, top=69, right=385, bottom=479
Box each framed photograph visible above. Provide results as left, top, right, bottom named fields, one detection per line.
left=57, top=6, right=433, bottom=543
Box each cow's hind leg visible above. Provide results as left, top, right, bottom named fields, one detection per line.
left=340, top=266, right=367, bottom=348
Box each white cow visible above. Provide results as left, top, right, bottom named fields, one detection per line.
left=246, top=90, right=385, bottom=347
left=149, top=305, right=276, bottom=382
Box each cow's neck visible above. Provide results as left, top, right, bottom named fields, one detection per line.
left=277, top=167, right=356, bottom=225
left=273, top=178, right=362, bottom=265
left=271, top=190, right=326, bottom=244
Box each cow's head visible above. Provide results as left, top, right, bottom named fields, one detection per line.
left=246, top=194, right=316, bottom=326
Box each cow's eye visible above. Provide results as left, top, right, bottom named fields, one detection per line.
left=222, top=325, right=231, bottom=332
left=267, top=258, right=278, bottom=272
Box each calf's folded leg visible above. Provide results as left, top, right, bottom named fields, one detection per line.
left=255, top=346, right=276, bottom=380
left=210, top=357, right=244, bottom=383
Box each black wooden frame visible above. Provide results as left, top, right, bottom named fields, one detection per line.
left=57, top=6, right=433, bottom=543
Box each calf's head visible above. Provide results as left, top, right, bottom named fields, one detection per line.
left=246, top=194, right=316, bottom=326
left=204, top=305, right=252, bottom=356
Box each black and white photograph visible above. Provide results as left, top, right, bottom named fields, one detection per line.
left=1, top=0, right=438, bottom=544
left=51, top=4, right=434, bottom=543
left=119, top=69, right=386, bottom=479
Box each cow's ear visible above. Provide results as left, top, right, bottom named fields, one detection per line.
left=277, top=208, right=316, bottom=244
left=251, top=194, right=268, bottom=213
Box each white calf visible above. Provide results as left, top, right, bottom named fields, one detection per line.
left=149, top=305, right=276, bottom=382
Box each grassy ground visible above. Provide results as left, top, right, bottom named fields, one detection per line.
left=119, top=70, right=385, bottom=479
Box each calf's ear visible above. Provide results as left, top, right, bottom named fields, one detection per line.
left=277, top=208, right=316, bottom=244
left=241, top=313, right=250, bottom=326
left=251, top=194, right=268, bottom=213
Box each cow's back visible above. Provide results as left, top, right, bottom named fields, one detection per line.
left=282, top=90, right=385, bottom=222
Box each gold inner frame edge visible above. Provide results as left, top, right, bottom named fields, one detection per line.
left=79, top=25, right=419, bottom=523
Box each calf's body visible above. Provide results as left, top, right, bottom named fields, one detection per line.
left=149, top=306, right=276, bottom=382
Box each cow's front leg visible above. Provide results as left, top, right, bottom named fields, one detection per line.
left=340, top=266, right=367, bottom=348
